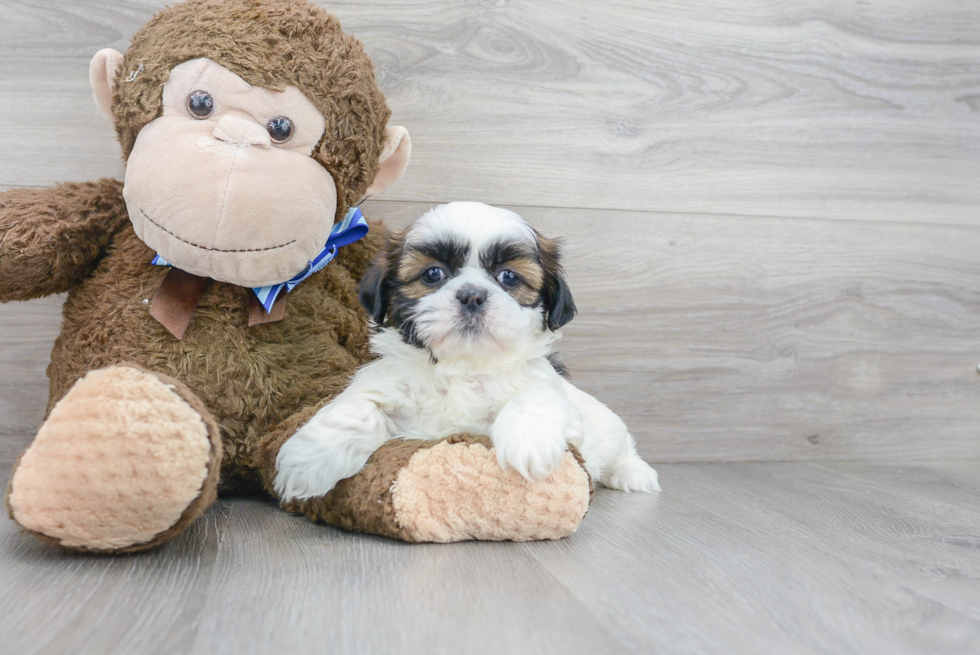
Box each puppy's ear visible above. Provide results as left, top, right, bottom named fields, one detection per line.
left=539, top=236, right=577, bottom=330
left=358, top=231, right=403, bottom=325
left=544, top=275, right=576, bottom=330
left=358, top=261, right=390, bottom=325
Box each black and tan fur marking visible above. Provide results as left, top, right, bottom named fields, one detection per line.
left=360, top=230, right=417, bottom=346
left=358, top=224, right=578, bottom=350
left=409, top=239, right=469, bottom=277
left=479, top=238, right=544, bottom=306
left=535, top=234, right=577, bottom=330
left=478, top=233, right=576, bottom=329
left=396, top=238, right=469, bottom=300
left=359, top=232, right=470, bottom=348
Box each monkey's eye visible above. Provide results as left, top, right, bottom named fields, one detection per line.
left=186, top=91, right=215, bottom=119
left=496, top=269, right=520, bottom=289
left=421, top=266, right=447, bottom=285
left=266, top=116, right=294, bottom=143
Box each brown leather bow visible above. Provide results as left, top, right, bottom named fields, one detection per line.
left=150, top=268, right=285, bottom=339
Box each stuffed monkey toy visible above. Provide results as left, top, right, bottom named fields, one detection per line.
left=0, top=0, right=591, bottom=552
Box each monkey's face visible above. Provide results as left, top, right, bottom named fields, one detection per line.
left=122, top=58, right=336, bottom=287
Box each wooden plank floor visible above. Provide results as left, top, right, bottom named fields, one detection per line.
left=1, top=460, right=979, bottom=655
left=2, top=1, right=980, bottom=653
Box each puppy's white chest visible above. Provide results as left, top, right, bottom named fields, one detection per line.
left=364, top=328, right=561, bottom=441
left=391, top=373, right=510, bottom=440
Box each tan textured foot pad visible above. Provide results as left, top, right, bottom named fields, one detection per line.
left=287, top=434, right=593, bottom=543
left=6, top=364, right=221, bottom=553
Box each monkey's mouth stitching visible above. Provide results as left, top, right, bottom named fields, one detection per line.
left=141, top=209, right=296, bottom=253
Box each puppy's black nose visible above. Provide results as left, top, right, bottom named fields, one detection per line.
left=456, top=285, right=487, bottom=312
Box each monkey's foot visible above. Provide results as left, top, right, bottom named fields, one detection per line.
left=6, top=365, right=221, bottom=553
left=286, top=434, right=593, bottom=543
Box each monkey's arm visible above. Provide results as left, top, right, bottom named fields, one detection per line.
left=0, top=179, right=129, bottom=302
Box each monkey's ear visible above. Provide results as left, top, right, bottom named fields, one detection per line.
left=364, top=126, right=411, bottom=197
left=89, top=48, right=125, bottom=124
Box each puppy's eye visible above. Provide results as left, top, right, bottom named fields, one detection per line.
left=187, top=91, right=215, bottom=119
left=422, top=266, right=447, bottom=285
left=496, top=269, right=520, bottom=289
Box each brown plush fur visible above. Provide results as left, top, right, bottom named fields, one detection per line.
left=0, top=174, right=385, bottom=548
left=283, top=434, right=594, bottom=543
left=0, top=0, right=592, bottom=550
left=284, top=436, right=441, bottom=541
left=30, top=182, right=384, bottom=494
left=113, top=0, right=389, bottom=222
left=0, top=0, right=393, bottom=546
left=0, top=180, right=129, bottom=301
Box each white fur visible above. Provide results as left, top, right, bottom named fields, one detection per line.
left=406, top=201, right=536, bottom=269
left=275, top=202, right=660, bottom=500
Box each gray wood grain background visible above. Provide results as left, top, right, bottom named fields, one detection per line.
left=4, top=0, right=979, bottom=462
left=2, top=2, right=980, bottom=654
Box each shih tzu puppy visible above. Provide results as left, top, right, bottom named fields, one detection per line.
left=274, top=202, right=660, bottom=501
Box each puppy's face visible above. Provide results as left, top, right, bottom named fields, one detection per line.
left=360, top=202, right=576, bottom=364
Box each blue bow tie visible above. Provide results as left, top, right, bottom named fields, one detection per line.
left=151, top=206, right=369, bottom=313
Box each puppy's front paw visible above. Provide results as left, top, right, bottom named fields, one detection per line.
left=490, top=393, right=578, bottom=481
left=275, top=426, right=349, bottom=502
left=274, top=399, right=387, bottom=501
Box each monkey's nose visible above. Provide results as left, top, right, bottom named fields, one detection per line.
left=212, top=115, right=271, bottom=148
left=456, top=285, right=488, bottom=312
